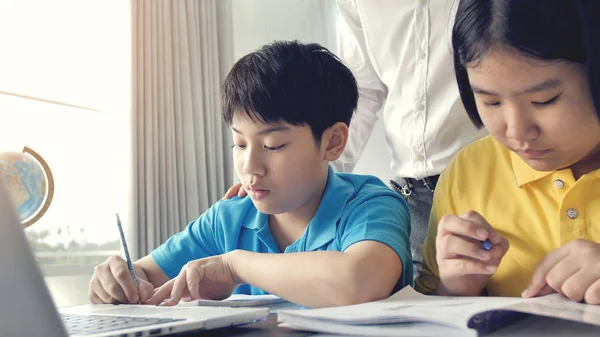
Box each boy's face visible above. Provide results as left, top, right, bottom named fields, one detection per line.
left=468, top=48, right=600, bottom=177
left=231, top=112, right=330, bottom=216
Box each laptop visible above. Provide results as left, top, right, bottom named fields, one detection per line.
left=0, top=180, right=269, bottom=337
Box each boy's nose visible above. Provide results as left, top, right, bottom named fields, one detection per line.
left=241, top=149, right=266, bottom=176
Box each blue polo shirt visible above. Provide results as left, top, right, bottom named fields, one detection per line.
left=151, top=166, right=412, bottom=294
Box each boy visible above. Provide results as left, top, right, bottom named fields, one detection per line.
left=89, top=41, right=412, bottom=308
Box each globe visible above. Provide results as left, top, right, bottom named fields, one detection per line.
left=0, top=147, right=54, bottom=227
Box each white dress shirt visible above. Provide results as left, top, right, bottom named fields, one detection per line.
left=332, top=0, right=487, bottom=180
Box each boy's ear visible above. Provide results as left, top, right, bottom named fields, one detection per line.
left=322, top=122, right=349, bottom=161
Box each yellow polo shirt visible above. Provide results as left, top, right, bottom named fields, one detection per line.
left=416, top=136, right=600, bottom=297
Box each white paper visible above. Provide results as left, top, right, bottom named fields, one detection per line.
left=279, top=317, right=476, bottom=337
left=503, top=293, right=600, bottom=326
left=278, top=287, right=523, bottom=329
left=277, top=286, right=600, bottom=336
left=177, top=294, right=287, bottom=307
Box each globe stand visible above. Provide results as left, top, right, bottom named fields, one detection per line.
left=0, top=147, right=55, bottom=228
left=21, top=147, right=54, bottom=228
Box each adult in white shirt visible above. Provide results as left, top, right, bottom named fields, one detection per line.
left=334, top=0, right=486, bottom=280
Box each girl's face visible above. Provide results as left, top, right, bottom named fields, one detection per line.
left=467, top=48, right=600, bottom=178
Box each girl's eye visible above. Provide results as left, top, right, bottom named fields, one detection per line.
left=483, top=101, right=501, bottom=107
left=533, top=95, right=560, bottom=106
left=231, top=144, right=246, bottom=149
left=264, top=144, right=286, bottom=151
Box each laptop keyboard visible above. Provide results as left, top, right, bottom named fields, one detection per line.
left=61, top=313, right=185, bottom=335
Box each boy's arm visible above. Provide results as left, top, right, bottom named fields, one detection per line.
left=228, top=241, right=402, bottom=308
left=133, top=255, right=170, bottom=288
left=230, top=192, right=409, bottom=308
left=146, top=201, right=226, bottom=281
left=145, top=193, right=408, bottom=308
left=90, top=202, right=228, bottom=304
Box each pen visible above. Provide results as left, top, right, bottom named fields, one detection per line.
left=116, top=213, right=138, bottom=288
left=482, top=239, right=493, bottom=251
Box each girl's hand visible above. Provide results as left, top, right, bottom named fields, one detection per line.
left=436, top=210, right=509, bottom=296
left=523, top=239, right=600, bottom=304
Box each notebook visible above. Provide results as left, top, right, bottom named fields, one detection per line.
left=277, top=286, right=600, bottom=336
left=0, top=179, right=268, bottom=337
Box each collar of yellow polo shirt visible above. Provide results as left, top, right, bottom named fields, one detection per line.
left=416, top=136, right=600, bottom=297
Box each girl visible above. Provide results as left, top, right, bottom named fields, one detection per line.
left=416, top=0, right=600, bottom=304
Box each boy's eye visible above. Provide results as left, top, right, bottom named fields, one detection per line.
left=264, top=144, right=286, bottom=151
left=483, top=101, right=501, bottom=107
left=231, top=144, right=246, bottom=149
left=533, top=94, right=560, bottom=106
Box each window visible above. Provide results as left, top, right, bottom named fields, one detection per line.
left=0, top=0, right=131, bottom=275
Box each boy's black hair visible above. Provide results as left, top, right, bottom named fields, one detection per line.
left=221, top=40, right=359, bottom=141
left=453, top=0, right=600, bottom=128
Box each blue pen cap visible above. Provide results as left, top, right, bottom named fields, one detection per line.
left=482, top=239, right=492, bottom=251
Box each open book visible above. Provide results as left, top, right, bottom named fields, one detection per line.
left=277, top=286, right=600, bottom=336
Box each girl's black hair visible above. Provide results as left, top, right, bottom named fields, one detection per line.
left=453, top=0, right=600, bottom=127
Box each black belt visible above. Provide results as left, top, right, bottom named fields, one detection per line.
left=390, top=175, right=440, bottom=196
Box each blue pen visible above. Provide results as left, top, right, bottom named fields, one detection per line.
left=482, top=239, right=493, bottom=251
left=116, top=213, right=138, bottom=288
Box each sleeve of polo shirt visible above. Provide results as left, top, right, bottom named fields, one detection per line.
left=150, top=202, right=223, bottom=279
left=339, top=193, right=412, bottom=287
left=415, top=167, right=457, bottom=294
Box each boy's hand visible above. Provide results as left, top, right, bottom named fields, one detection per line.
left=145, top=254, right=239, bottom=306
left=89, top=255, right=155, bottom=304
left=436, top=210, right=509, bottom=296
left=223, top=182, right=247, bottom=199
left=523, top=239, right=600, bottom=304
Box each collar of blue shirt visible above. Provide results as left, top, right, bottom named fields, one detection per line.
left=241, top=166, right=353, bottom=251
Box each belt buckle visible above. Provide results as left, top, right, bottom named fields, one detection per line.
left=389, top=179, right=412, bottom=197
left=400, top=184, right=412, bottom=196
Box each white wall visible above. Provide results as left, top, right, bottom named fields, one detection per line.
left=217, top=0, right=338, bottom=74
left=231, top=0, right=337, bottom=58
left=217, top=0, right=391, bottom=181
left=351, top=120, right=392, bottom=181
